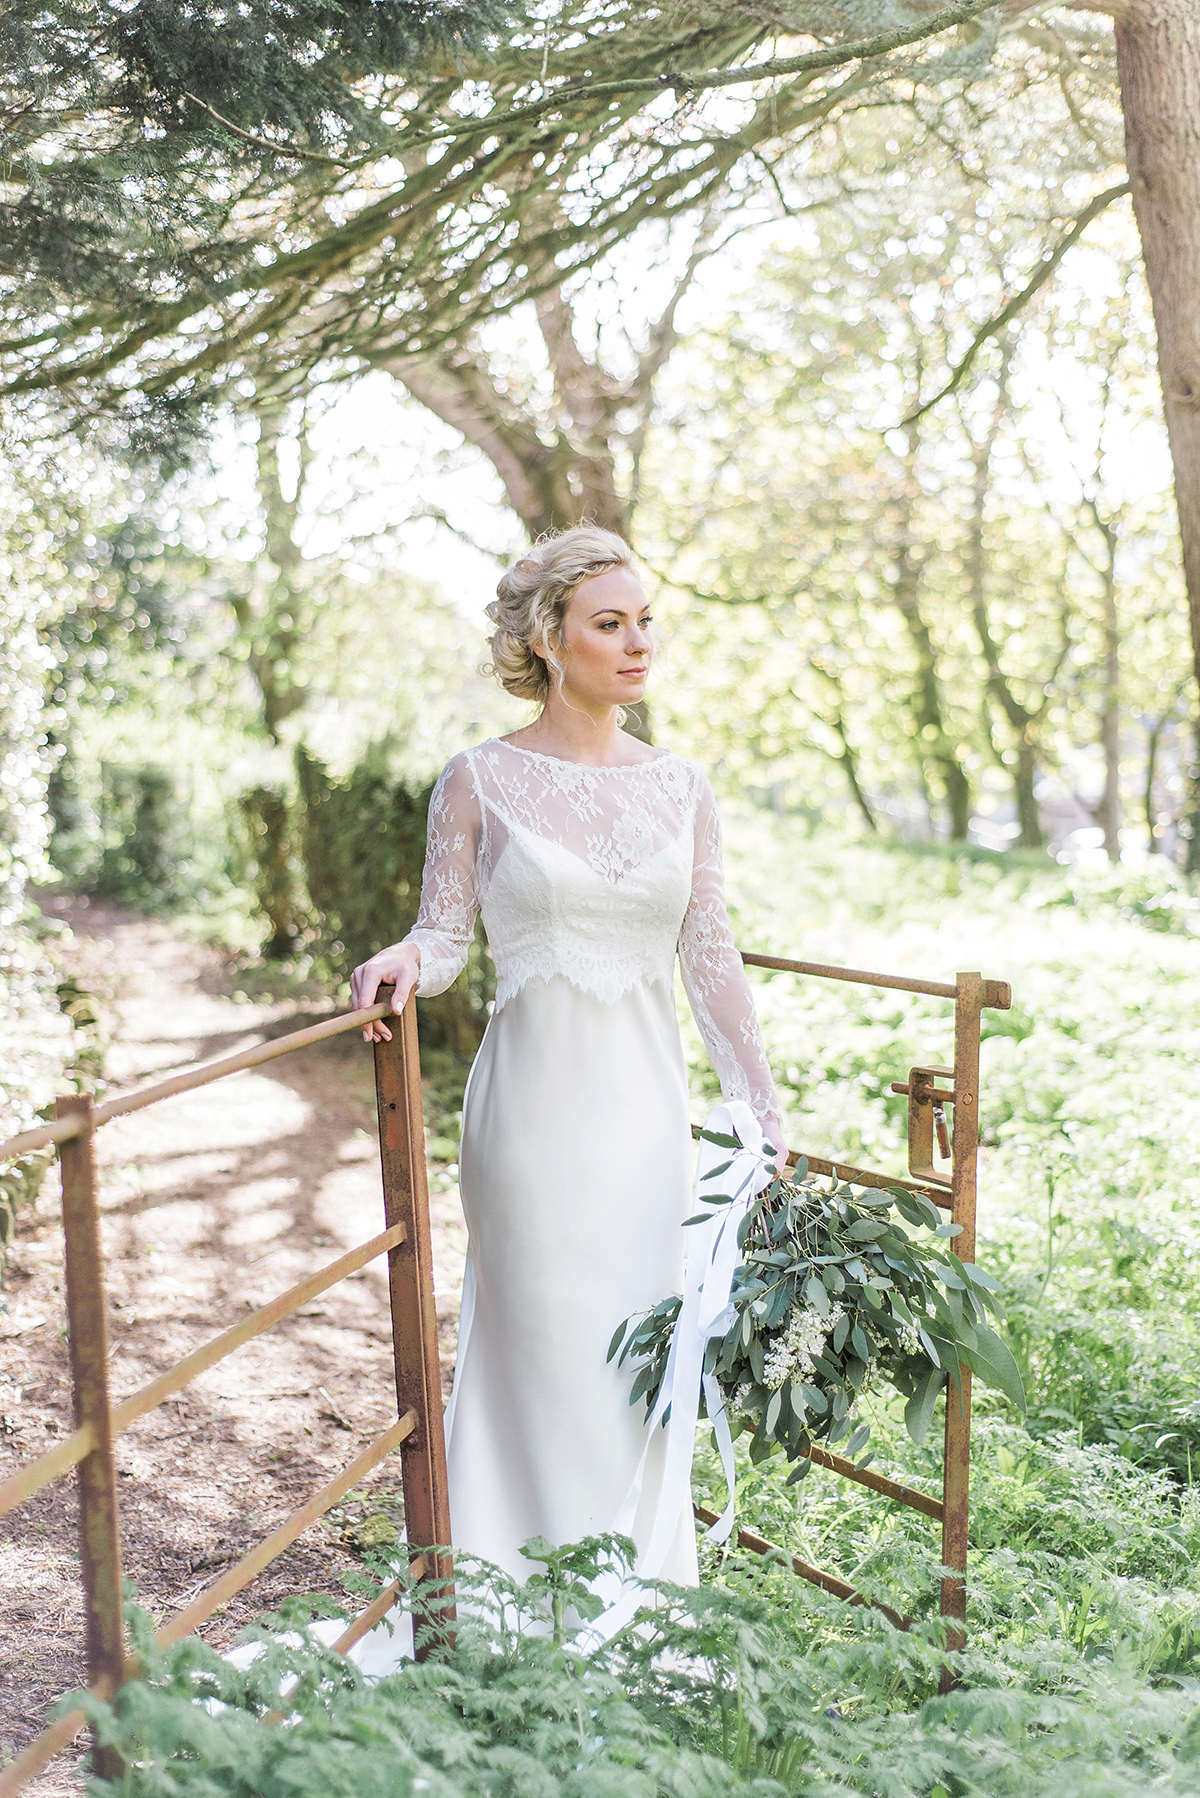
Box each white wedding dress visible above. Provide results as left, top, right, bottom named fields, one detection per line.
left=403, top=739, right=782, bottom=1590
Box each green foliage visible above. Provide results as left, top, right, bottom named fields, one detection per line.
left=704, top=811, right=1200, bottom=1494
left=296, top=741, right=432, bottom=980
left=1, top=0, right=506, bottom=444
left=90, top=764, right=196, bottom=909
left=613, top=1157, right=1020, bottom=1473
left=276, top=742, right=491, bottom=1049
left=648, top=96, right=1189, bottom=852
left=0, top=445, right=109, bottom=1263
left=48, top=759, right=203, bottom=911
left=234, top=785, right=301, bottom=959
left=82, top=1523, right=1200, bottom=1798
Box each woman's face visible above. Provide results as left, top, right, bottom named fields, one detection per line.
left=551, top=566, right=653, bottom=711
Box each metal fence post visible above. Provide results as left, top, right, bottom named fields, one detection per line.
left=940, top=973, right=983, bottom=1680
left=56, top=1094, right=125, bottom=1778
left=371, top=991, right=455, bottom=1654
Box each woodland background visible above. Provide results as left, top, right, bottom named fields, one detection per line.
left=4, top=1, right=1200, bottom=1792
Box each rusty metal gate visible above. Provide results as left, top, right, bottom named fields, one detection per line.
left=0, top=952, right=1008, bottom=1786
left=0, top=991, right=451, bottom=1794
left=705, top=954, right=1012, bottom=1662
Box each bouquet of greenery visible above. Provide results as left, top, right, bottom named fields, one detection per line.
left=609, top=1133, right=1024, bottom=1480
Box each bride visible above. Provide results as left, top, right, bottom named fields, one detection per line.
left=350, top=525, right=784, bottom=1591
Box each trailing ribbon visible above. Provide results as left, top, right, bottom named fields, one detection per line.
left=582, top=1099, right=776, bottom=1647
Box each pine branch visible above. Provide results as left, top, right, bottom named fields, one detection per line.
left=182, top=94, right=358, bottom=168
left=405, top=0, right=1005, bottom=150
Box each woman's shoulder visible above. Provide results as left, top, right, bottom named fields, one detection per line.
left=659, top=750, right=715, bottom=796
left=427, top=748, right=489, bottom=812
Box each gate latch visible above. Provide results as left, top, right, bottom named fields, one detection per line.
left=890, top=1065, right=955, bottom=1190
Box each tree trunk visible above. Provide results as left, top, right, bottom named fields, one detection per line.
left=384, top=353, right=568, bottom=539
left=1014, top=740, right=1041, bottom=851
left=1114, top=0, right=1200, bottom=869
left=891, top=519, right=971, bottom=840
left=1144, top=715, right=1165, bottom=852
left=1097, top=538, right=1121, bottom=858
left=243, top=404, right=311, bottom=742
left=832, top=713, right=879, bottom=833
left=962, top=355, right=1048, bottom=848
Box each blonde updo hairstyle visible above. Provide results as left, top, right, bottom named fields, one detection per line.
left=486, top=525, right=635, bottom=705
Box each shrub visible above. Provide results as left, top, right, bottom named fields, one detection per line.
left=0, top=549, right=93, bottom=1273
left=91, top=763, right=193, bottom=906
left=231, top=744, right=492, bottom=1051
left=235, top=784, right=302, bottom=959
left=296, top=741, right=431, bottom=980
left=83, top=1540, right=1200, bottom=1798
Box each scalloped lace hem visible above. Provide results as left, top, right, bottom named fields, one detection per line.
left=494, top=962, right=675, bottom=1013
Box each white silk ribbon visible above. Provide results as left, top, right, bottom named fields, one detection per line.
left=581, top=1099, right=776, bottom=1647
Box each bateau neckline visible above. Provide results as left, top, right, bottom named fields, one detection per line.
left=485, top=738, right=676, bottom=773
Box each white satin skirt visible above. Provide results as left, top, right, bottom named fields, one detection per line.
left=444, top=973, right=699, bottom=1588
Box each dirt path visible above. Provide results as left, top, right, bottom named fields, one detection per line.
left=0, top=899, right=468, bottom=1792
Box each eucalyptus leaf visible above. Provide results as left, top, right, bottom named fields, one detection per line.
left=805, top=1274, right=829, bottom=1317
left=892, top=1187, right=942, bottom=1230
left=961, top=1322, right=1027, bottom=1412
left=962, top=1261, right=1002, bottom=1292
left=904, top=1367, right=944, bottom=1444
left=845, top=1423, right=871, bottom=1460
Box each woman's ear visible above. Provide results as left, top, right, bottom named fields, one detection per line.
left=531, top=628, right=564, bottom=666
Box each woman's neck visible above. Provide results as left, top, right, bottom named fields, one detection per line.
left=507, top=694, right=643, bottom=767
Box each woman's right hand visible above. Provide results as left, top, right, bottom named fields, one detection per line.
left=350, top=941, right=422, bottom=1043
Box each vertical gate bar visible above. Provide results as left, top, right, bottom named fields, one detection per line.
left=372, top=990, right=455, bottom=1656
left=56, top=1094, right=125, bottom=1779
left=940, top=973, right=983, bottom=1680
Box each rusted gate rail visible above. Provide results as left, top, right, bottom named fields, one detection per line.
left=717, top=955, right=1011, bottom=1660
left=0, top=991, right=450, bottom=1796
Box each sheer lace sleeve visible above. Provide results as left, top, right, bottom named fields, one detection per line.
left=678, top=772, right=783, bottom=1145
left=404, top=753, right=484, bottom=998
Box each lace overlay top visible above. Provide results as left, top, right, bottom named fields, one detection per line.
left=404, top=739, right=782, bottom=1131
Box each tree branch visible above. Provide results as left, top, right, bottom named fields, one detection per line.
left=405, top=0, right=1005, bottom=151
left=183, top=93, right=356, bottom=167
left=899, top=179, right=1131, bottom=426
left=380, top=349, right=553, bottom=532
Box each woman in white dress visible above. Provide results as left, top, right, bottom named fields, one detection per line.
left=350, top=527, right=783, bottom=1591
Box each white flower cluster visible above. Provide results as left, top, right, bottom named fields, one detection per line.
left=762, top=1299, right=847, bottom=1393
